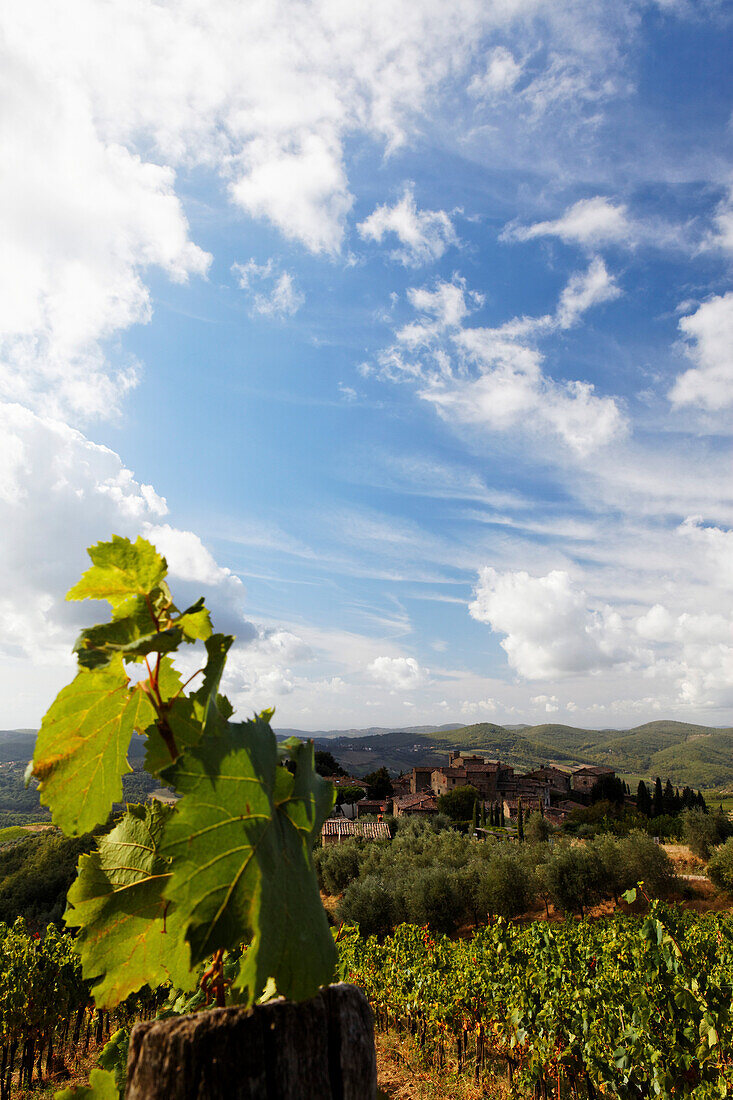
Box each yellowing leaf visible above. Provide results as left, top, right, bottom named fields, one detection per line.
left=67, top=536, right=166, bottom=609
left=161, top=716, right=336, bottom=1005
left=65, top=803, right=194, bottom=1008
left=33, top=658, right=155, bottom=835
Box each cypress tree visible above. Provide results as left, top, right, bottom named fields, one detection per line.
left=539, top=797, right=544, bottom=818
left=517, top=798, right=524, bottom=842
left=652, top=777, right=664, bottom=818
left=471, top=799, right=479, bottom=833
left=663, top=778, right=675, bottom=815
left=636, top=780, right=650, bottom=816
left=500, top=802, right=505, bottom=827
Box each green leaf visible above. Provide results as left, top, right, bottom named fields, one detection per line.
left=33, top=658, right=155, bottom=835
left=143, top=636, right=232, bottom=774
left=65, top=803, right=194, bottom=1008
left=67, top=536, right=167, bottom=609
left=161, top=716, right=336, bottom=1005
left=74, top=621, right=183, bottom=670
left=178, top=597, right=213, bottom=642
left=97, top=1029, right=129, bottom=1094
left=55, top=1067, right=119, bottom=1100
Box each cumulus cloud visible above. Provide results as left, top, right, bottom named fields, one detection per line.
left=531, top=694, right=560, bottom=713
left=376, top=262, right=625, bottom=454
left=358, top=185, right=458, bottom=266
left=142, top=523, right=245, bottom=594
left=669, top=293, right=733, bottom=410
left=0, top=60, right=210, bottom=421
left=503, top=196, right=632, bottom=247
left=0, top=403, right=168, bottom=667
left=368, top=655, right=426, bottom=690
left=233, top=259, right=304, bottom=318
left=469, top=567, right=630, bottom=679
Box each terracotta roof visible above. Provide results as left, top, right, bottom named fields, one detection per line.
left=321, top=820, right=391, bottom=841
left=393, top=793, right=438, bottom=810
left=572, top=765, right=615, bottom=775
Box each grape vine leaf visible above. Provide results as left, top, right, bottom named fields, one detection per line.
left=160, top=715, right=336, bottom=1005
left=65, top=802, right=194, bottom=1008
left=32, top=657, right=155, bottom=835
left=143, top=635, right=233, bottom=774
left=66, top=536, right=167, bottom=609
left=55, top=1067, right=119, bottom=1100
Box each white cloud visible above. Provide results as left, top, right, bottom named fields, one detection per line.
left=469, top=567, right=630, bottom=679
left=377, top=263, right=625, bottom=455
left=358, top=185, right=458, bottom=266
left=0, top=59, right=210, bottom=421
left=230, top=134, right=351, bottom=255
left=0, top=0, right=680, bottom=423
left=503, top=197, right=632, bottom=247
left=233, top=260, right=304, bottom=318
left=142, top=523, right=244, bottom=594
left=469, top=47, right=523, bottom=98
left=0, top=402, right=168, bottom=670
left=555, top=256, right=622, bottom=327
left=669, top=293, right=733, bottom=410
left=709, top=184, right=733, bottom=255
left=368, top=655, right=426, bottom=690
left=531, top=694, right=560, bottom=713
left=677, top=517, right=733, bottom=590
left=0, top=402, right=271, bottom=724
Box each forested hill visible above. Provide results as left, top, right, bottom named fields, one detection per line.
left=308, top=719, right=733, bottom=790
left=1, top=718, right=732, bottom=791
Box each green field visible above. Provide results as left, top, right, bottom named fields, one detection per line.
left=0, top=825, right=32, bottom=843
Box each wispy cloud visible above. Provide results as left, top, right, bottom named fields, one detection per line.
left=233, top=259, right=304, bottom=318
left=358, top=184, right=458, bottom=266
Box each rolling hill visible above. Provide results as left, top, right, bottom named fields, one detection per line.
left=310, top=719, right=733, bottom=790
left=1, top=718, right=731, bottom=797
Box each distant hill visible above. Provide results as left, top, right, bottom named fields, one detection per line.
left=1, top=718, right=731, bottom=792
left=275, top=723, right=461, bottom=740
left=312, top=719, right=733, bottom=790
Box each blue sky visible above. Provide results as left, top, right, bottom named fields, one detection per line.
left=1, top=0, right=732, bottom=731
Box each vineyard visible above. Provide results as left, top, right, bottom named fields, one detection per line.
left=0, top=919, right=156, bottom=1098
left=339, top=901, right=733, bottom=1098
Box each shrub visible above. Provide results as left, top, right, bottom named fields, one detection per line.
left=474, top=849, right=533, bottom=920
left=617, top=830, right=674, bottom=897
left=315, top=842, right=362, bottom=895
left=337, top=874, right=396, bottom=937
left=401, top=867, right=467, bottom=934
left=544, top=844, right=605, bottom=916
left=525, top=812, right=553, bottom=844
left=437, top=785, right=479, bottom=822
left=708, top=837, right=733, bottom=894
left=683, top=808, right=733, bottom=859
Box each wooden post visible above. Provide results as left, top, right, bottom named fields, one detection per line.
left=125, top=982, right=377, bottom=1100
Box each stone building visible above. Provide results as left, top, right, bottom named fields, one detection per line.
left=570, top=765, right=615, bottom=794
left=392, top=792, right=439, bottom=817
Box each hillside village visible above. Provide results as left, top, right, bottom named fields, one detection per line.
left=328, top=749, right=618, bottom=830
